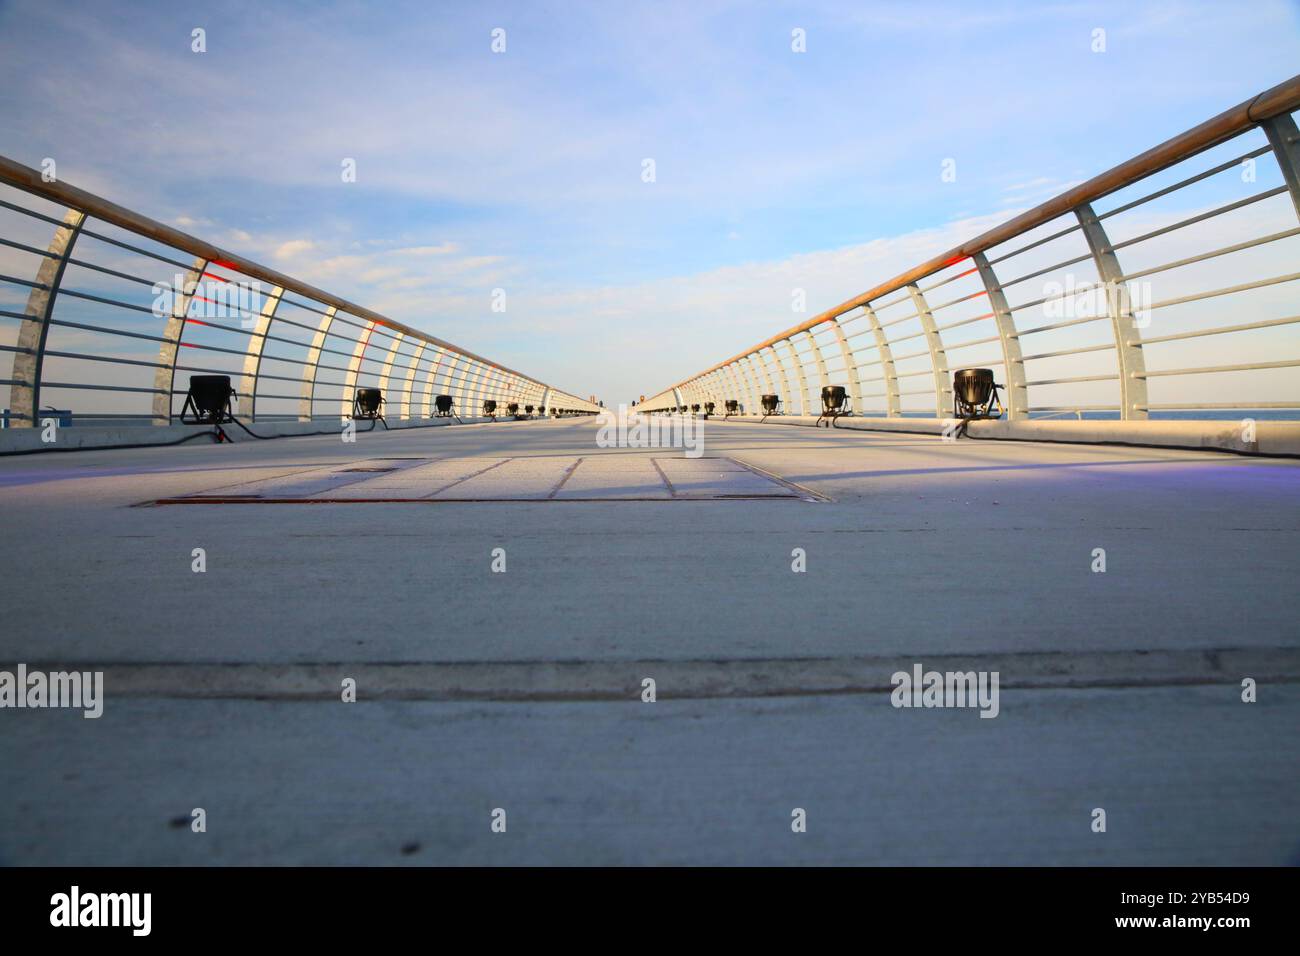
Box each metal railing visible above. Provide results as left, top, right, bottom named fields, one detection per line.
left=639, top=74, right=1300, bottom=422
left=0, top=156, right=599, bottom=430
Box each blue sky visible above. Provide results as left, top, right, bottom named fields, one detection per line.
left=1, top=0, right=1298, bottom=404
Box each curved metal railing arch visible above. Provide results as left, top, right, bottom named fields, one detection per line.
left=640, top=74, right=1300, bottom=422
left=0, top=157, right=599, bottom=432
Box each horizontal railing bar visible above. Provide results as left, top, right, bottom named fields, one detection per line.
left=878, top=310, right=921, bottom=330
left=42, top=349, right=163, bottom=371
left=0, top=196, right=68, bottom=228
left=926, top=287, right=987, bottom=313
left=1032, top=405, right=1121, bottom=411
left=1015, top=314, right=1107, bottom=337
left=870, top=290, right=914, bottom=312
left=934, top=311, right=995, bottom=334
left=56, top=287, right=159, bottom=315
left=1147, top=271, right=1300, bottom=311
left=917, top=264, right=979, bottom=295
left=0, top=234, right=55, bottom=259
left=944, top=334, right=1002, bottom=351
left=1007, top=279, right=1108, bottom=314
left=39, top=381, right=165, bottom=394
left=1140, top=314, right=1300, bottom=344
left=1111, top=186, right=1287, bottom=252
left=64, top=255, right=179, bottom=290
left=1099, top=144, right=1273, bottom=221
left=0, top=271, right=44, bottom=290
left=1022, top=343, right=1115, bottom=361
left=1121, top=227, right=1300, bottom=282
left=1139, top=401, right=1300, bottom=409
left=77, top=226, right=197, bottom=273
left=997, top=252, right=1095, bottom=290
left=1138, top=359, right=1300, bottom=378
left=176, top=340, right=260, bottom=361
left=987, top=221, right=1085, bottom=267
left=47, top=317, right=173, bottom=345
left=1025, top=374, right=1119, bottom=385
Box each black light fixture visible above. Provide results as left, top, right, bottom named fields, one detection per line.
left=508, top=402, right=520, bottom=417
left=537, top=405, right=546, bottom=416
left=691, top=403, right=700, bottom=415
left=180, top=374, right=236, bottom=441
left=703, top=401, right=715, bottom=419
left=817, top=385, right=848, bottom=428
left=724, top=399, right=739, bottom=419
left=434, top=394, right=454, bottom=416
left=352, top=387, right=388, bottom=428
left=525, top=404, right=534, bottom=416
left=761, top=393, right=780, bottom=422
left=483, top=399, right=497, bottom=419
left=181, top=375, right=235, bottom=425
left=953, top=368, right=1004, bottom=420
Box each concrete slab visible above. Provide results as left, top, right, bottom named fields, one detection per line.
left=0, top=417, right=1296, bottom=864
left=3, top=686, right=1296, bottom=865
left=553, top=456, right=670, bottom=500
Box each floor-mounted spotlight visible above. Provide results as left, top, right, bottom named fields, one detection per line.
left=483, top=399, right=498, bottom=420
left=508, top=402, right=521, bottom=419
left=816, top=385, right=849, bottom=428
left=760, top=393, right=780, bottom=423
left=180, top=374, right=236, bottom=441
left=434, top=394, right=462, bottom=423
left=352, top=387, right=388, bottom=428
left=691, top=403, right=701, bottom=416
left=724, top=399, right=739, bottom=419
left=703, top=401, right=715, bottom=419
left=953, top=368, right=1004, bottom=421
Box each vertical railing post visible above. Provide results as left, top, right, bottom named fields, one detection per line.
left=720, top=364, right=741, bottom=408
left=10, top=208, right=86, bottom=427
left=751, top=350, right=775, bottom=399
left=426, top=348, right=452, bottom=416
left=829, top=318, right=861, bottom=412
left=152, top=255, right=209, bottom=424
left=766, top=345, right=793, bottom=413
left=779, top=338, right=809, bottom=416
left=972, top=253, right=1028, bottom=419
left=803, top=330, right=829, bottom=412
left=376, top=332, right=405, bottom=413
left=1076, top=201, right=1148, bottom=420
left=401, top=342, right=427, bottom=420
left=340, top=320, right=373, bottom=420
left=737, top=356, right=761, bottom=413
left=860, top=304, right=900, bottom=417
left=1261, top=113, right=1300, bottom=220
left=300, top=305, right=337, bottom=422
left=238, top=285, right=284, bottom=423
left=906, top=284, right=951, bottom=418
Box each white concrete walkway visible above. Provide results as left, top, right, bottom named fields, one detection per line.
left=1, top=418, right=1297, bottom=863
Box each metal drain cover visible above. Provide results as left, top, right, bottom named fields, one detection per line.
left=152, top=456, right=823, bottom=503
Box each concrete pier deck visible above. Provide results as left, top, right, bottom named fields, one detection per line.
left=1, top=418, right=1297, bottom=864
